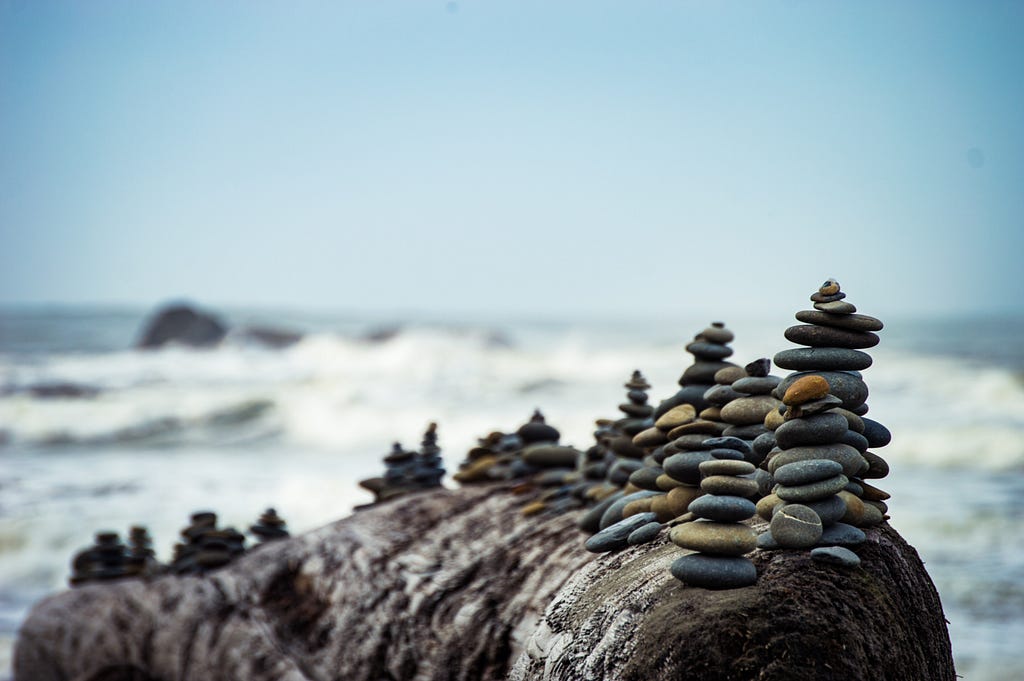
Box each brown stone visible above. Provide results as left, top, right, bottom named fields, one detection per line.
left=669, top=521, right=757, bottom=556
left=666, top=485, right=702, bottom=517
left=633, top=427, right=669, bottom=448
left=783, top=375, right=831, bottom=406
left=654, top=404, right=697, bottom=430
left=623, top=498, right=655, bottom=518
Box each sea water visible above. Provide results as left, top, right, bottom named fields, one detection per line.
left=1, top=307, right=1022, bottom=680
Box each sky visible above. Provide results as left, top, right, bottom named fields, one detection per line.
left=1, top=1, right=1023, bottom=320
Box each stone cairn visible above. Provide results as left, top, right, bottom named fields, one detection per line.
left=654, top=322, right=739, bottom=419
left=357, top=442, right=418, bottom=504
left=669, top=457, right=760, bottom=589
left=170, top=511, right=246, bottom=575
left=770, top=279, right=891, bottom=527
left=756, top=376, right=869, bottom=567
left=250, top=508, right=290, bottom=544
left=69, top=531, right=140, bottom=586
left=127, top=525, right=162, bottom=576
left=412, top=422, right=446, bottom=489
left=516, top=411, right=587, bottom=516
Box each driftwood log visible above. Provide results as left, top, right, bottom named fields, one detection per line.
left=15, top=483, right=954, bottom=681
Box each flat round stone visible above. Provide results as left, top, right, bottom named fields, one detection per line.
left=775, top=474, right=849, bottom=503
left=810, top=545, right=861, bottom=567
left=633, top=427, right=668, bottom=448
left=664, top=451, right=714, bottom=485
left=861, top=418, right=892, bottom=448
left=666, top=485, right=702, bottom=516
left=775, top=412, right=850, bottom=448
left=706, top=448, right=748, bottom=462
left=698, top=459, right=755, bottom=476
left=667, top=420, right=728, bottom=439
left=834, top=408, right=865, bottom=433
left=861, top=451, right=890, bottom=479
left=756, top=531, right=780, bottom=550
left=578, top=491, right=624, bottom=533
left=670, top=520, right=757, bottom=556
left=713, top=366, right=748, bottom=386
left=704, top=384, right=744, bottom=406
left=724, top=424, right=770, bottom=442
left=838, top=429, right=869, bottom=453
left=798, top=494, right=848, bottom=526
left=686, top=340, right=734, bottom=360
left=795, top=310, right=884, bottom=332
left=810, top=291, right=845, bottom=303
left=770, top=504, right=823, bottom=548
left=701, top=475, right=759, bottom=497
left=783, top=395, right=844, bottom=420
left=585, top=512, right=659, bottom=553
left=719, top=395, right=783, bottom=425
left=731, top=376, right=781, bottom=395
left=700, top=324, right=735, bottom=344
left=654, top=404, right=697, bottom=430
left=818, top=522, right=866, bottom=547
left=521, top=444, right=580, bottom=468
left=628, top=466, right=664, bottom=491
left=701, top=436, right=752, bottom=455
left=627, top=521, right=664, bottom=546
left=813, top=300, right=857, bottom=314
left=774, top=459, right=844, bottom=486
left=767, top=444, right=867, bottom=478
left=682, top=359, right=731, bottom=384
left=670, top=553, right=757, bottom=589
left=688, top=494, right=756, bottom=522
left=784, top=325, right=879, bottom=349
left=756, top=493, right=785, bottom=521
left=752, top=432, right=777, bottom=458
left=774, top=371, right=869, bottom=411
left=774, top=348, right=873, bottom=372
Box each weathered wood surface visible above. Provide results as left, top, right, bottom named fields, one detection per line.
left=14, top=483, right=955, bottom=681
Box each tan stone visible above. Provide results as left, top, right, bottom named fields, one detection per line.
left=667, top=485, right=702, bottom=517
left=782, top=375, right=830, bottom=406
left=654, top=404, right=697, bottom=430
left=669, top=521, right=757, bottom=556
left=633, top=427, right=669, bottom=448
left=622, top=498, right=655, bottom=518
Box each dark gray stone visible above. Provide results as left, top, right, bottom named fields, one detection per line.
left=669, top=554, right=758, bottom=589
left=686, top=340, right=734, bottom=360
left=775, top=412, right=849, bottom=449
left=585, top=513, right=659, bottom=553
left=627, top=521, right=664, bottom=546
left=776, top=474, right=849, bottom=503
left=774, top=459, right=844, bottom=486
left=578, top=491, right=624, bottom=533
left=706, top=448, right=747, bottom=462
left=774, top=348, right=873, bottom=372
left=861, top=451, right=890, bottom=479
left=607, top=458, right=644, bottom=485
left=811, top=545, right=862, bottom=567
left=704, top=385, right=744, bottom=406
left=767, top=444, right=867, bottom=478
left=663, top=452, right=714, bottom=486
left=862, top=418, right=892, bottom=448
left=721, top=424, right=770, bottom=441
left=838, top=429, right=869, bottom=453
left=682, top=361, right=735, bottom=386
left=731, top=376, right=780, bottom=395
left=744, top=358, right=771, bottom=377
left=818, top=522, right=867, bottom=547
left=810, top=291, right=846, bottom=303
left=688, top=495, right=757, bottom=522
left=798, top=495, right=847, bottom=526
left=794, top=310, right=884, bottom=332
left=599, top=491, right=661, bottom=530
left=701, top=436, right=753, bottom=455
left=137, top=304, right=228, bottom=349
left=752, top=433, right=777, bottom=458
left=756, top=531, right=781, bottom=550
left=784, top=325, right=879, bottom=350
left=628, top=466, right=664, bottom=491
left=698, top=459, right=756, bottom=477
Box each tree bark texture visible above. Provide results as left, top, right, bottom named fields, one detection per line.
left=14, top=483, right=954, bottom=681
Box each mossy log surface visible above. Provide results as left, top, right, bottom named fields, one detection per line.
left=15, top=483, right=954, bottom=681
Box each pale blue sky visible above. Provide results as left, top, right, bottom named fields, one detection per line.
left=2, top=1, right=1022, bottom=318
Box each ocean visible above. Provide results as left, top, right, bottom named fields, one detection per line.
left=1, top=305, right=1022, bottom=680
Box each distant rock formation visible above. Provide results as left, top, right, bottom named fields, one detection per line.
left=136, top=302, right=303, bottom=350
left=136, top=303, right=228, bottom=349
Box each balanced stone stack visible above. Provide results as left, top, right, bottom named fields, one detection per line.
left=655, top=322, right=739, bottom=418
left=720, top=358, right=783, bottom=443
left=411, top=422, right=446, bottom=489
left=757, top=376, right=869, bottom=567
left=602, top=371, right=655, bottom=488
left=69, top=531, right=137, bottom=586
left=357, top=442, right=416, bottom=503
left=250, top=508, right=290, bottom=544
left=170, top=511, right=246, bottom=575
left=453, top=430, right=522, bottom=484
left=669, top=458, right=759, bottom=589
left=127, top=525, right=162, bottom=576
left=771, top=279, right=891, bottom=526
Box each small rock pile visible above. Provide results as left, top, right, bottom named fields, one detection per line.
left=250, top=508, right=290, bottom=544
left=669, top=458, right=759, bottom=589
left=655, top=322, right=738, bottom=418
left=359, top=424, right=448, bottom=504
left=170, top=511, right=246, bottom=575
left=69, top=531, right=141, bottom=586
